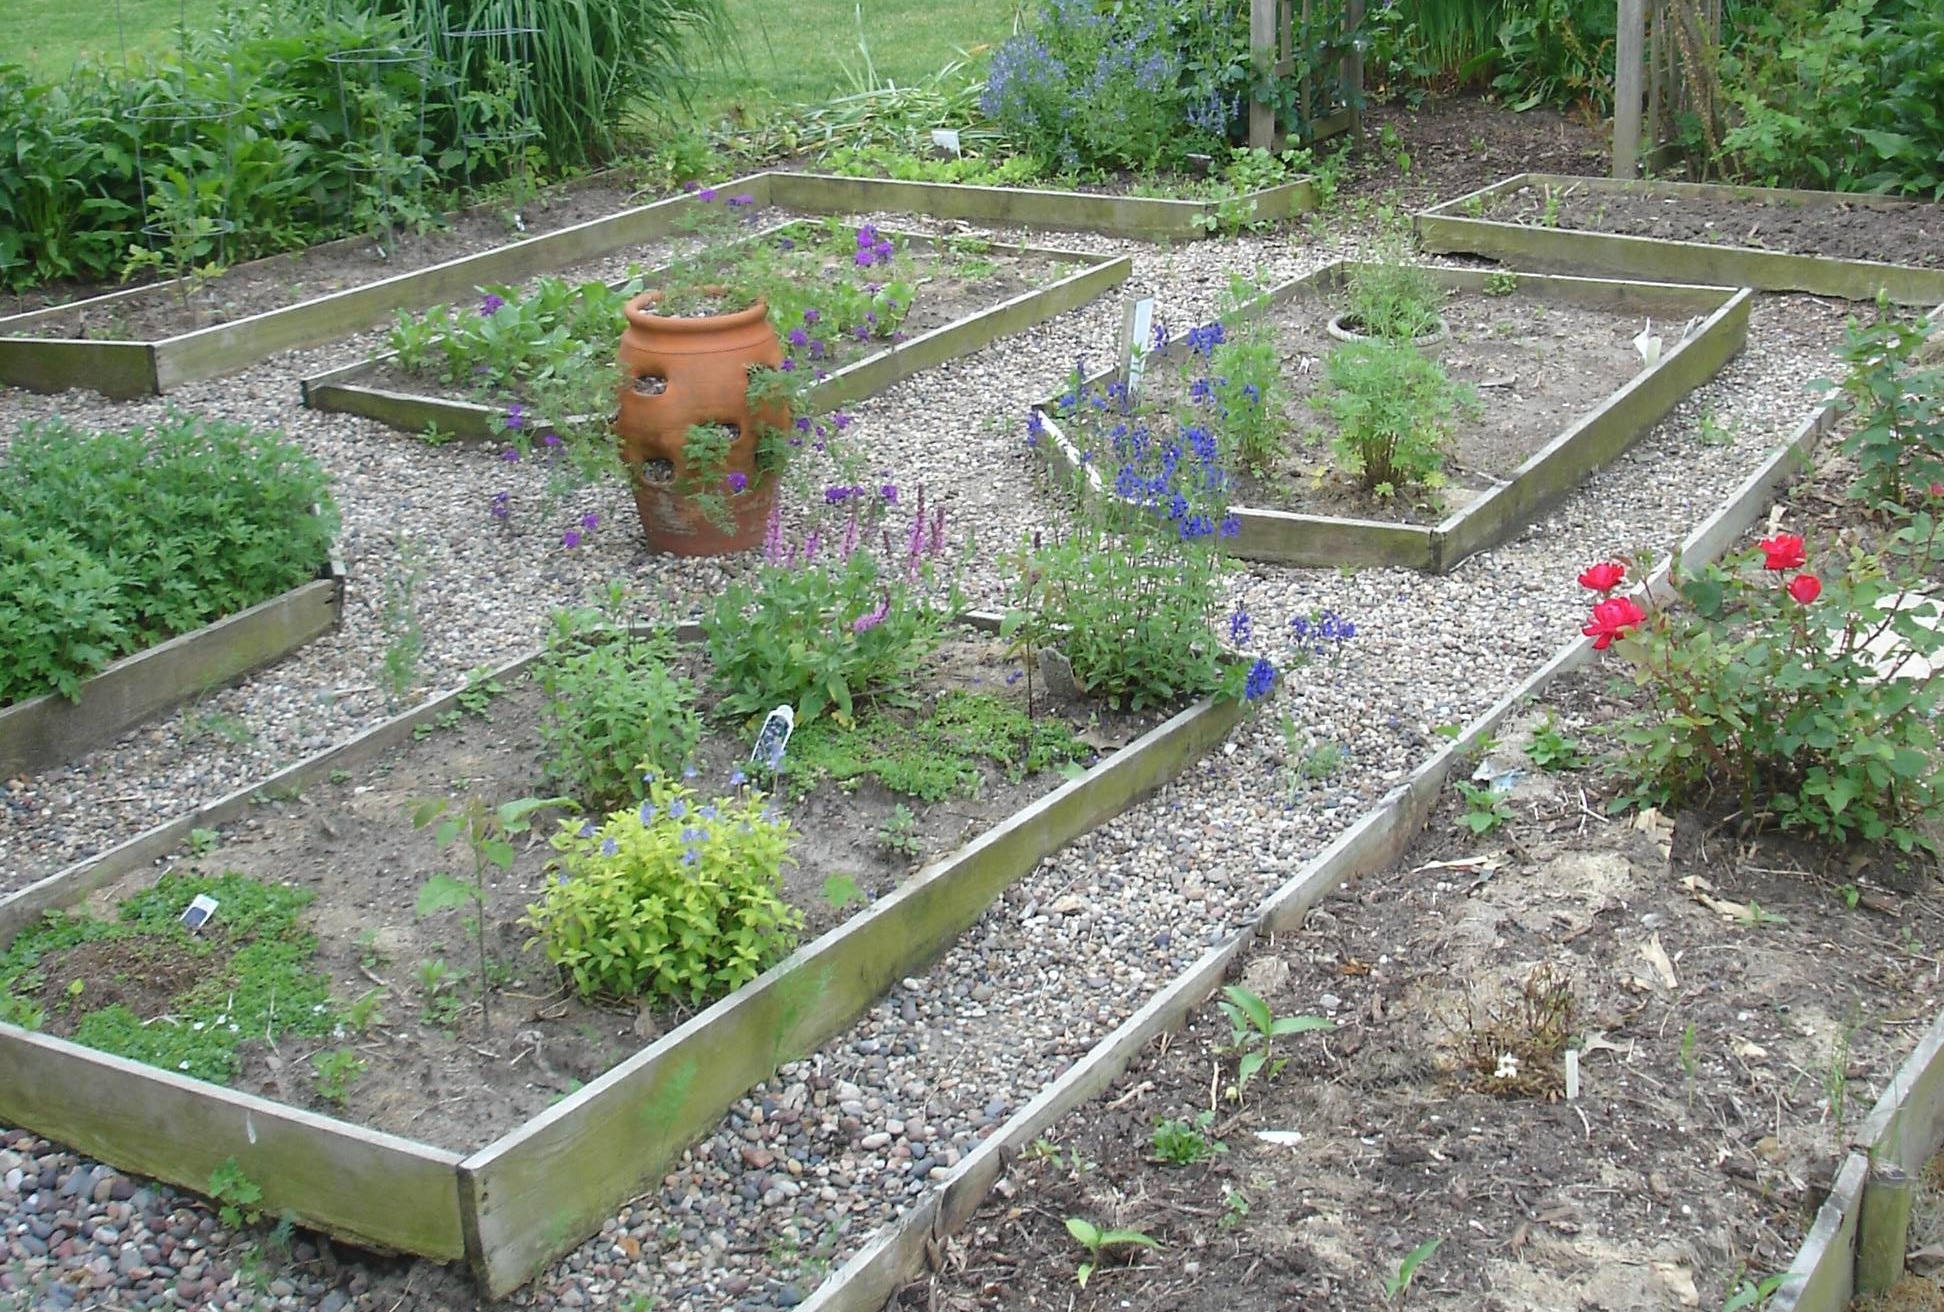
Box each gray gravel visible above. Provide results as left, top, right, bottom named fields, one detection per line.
left=0, top=192, right=1855, bottom=1312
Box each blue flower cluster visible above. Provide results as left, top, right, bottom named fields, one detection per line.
left=1290, top=609, right=1358, bottom=659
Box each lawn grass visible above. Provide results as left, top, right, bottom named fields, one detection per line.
left=13, top=0, right=225, bottom=74
left=13, top=0, right=1017, bottom=123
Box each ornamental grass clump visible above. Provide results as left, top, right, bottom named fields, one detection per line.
left=1583, top=523, right=1944, bottom=855
left=0, top=416, right=336, bottom=705
left=701, top=488, right=961, bottom=726
left=525, top=777, right=800, bottom=1005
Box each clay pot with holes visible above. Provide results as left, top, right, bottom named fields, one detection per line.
left=614, top=290, right=791, bottom=556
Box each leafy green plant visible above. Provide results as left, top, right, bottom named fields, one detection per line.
left=0, top=416, right=336, bottom=706
left=1218, top=983, right=1332, bottom=1099
left=310, top=1047, right=367, bottom=1107
left=782, top=691, right=1089, bottom=802
left=1320, top=341, right=1479, bottom=495
left=1454, top=780, right=1513, bottom=834
left=1383, top=1237, right=1442, bottom=1306
left=1483, top=270, right=1520, bottom=296
left=1151, top=1109, right=1226, bottom=1165
left=1204, top=278, right=1288, bottom=476
left=1525, top=716, right=1585, bottom=770
left=524, top=777, right=801, bottom=1004
left=413, top=794, right=569, bottom=1034
left=1589, top=528, right=1944, bottom=853
left=1063, top=1217, right=1159, bottom=1289
left=1722, top=1271, right=1793, bottom=1311
left=702, top=495, right=959, bottom=727
left=1344, top=252, right=1443, bottom=342
left=378, top=536, right=426, bottom=708
left=875, top=804, right=924, bottom=858
left=207, top=1158, right=265, bottom=1229
left=1822, top=306, right=1944, bottom=510
left=533, top=598, right=701, bottom=811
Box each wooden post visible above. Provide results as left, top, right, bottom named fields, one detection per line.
left=1249, top=0, right=1276, bottom=150
left=1614, top=0, right=1645, bottom=177
left=1646, top=0, right=1663, bottom=158
left=1341, top=0, right=1364, bottom=145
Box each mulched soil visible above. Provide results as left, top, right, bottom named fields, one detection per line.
left=1335, top=95, right=1610, bottom=213
left=1483, top=181, right=1944, bottom=269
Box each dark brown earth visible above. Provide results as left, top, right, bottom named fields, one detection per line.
left=51, top=629, right=1173, bottom=1154
left=1336, top=94, right=1611, bottom=213
left=1484, top=180, right=1944, bottom=269
left=5, top=177, right=660, bottom=338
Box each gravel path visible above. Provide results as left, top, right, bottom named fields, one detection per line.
left=0, top=187, right=1857, bottom=1310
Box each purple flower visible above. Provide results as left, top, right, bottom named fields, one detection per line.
left=729, top=767, right=748, bottom=787
left=489, top=490, right=510, bottom=522
left=730, top=192, right=755, bottom=207
left=855, top=249, right=876, bottom=268
left=803, top=308, right=821, bottom=325
left=500, top=447, right=520, bottom=462
left=478, top=293, right=505, bottom=316
left=639, top=800, right=657, bottom=825
left=562, top=528, right=582, bottom=548
left=1243, top=657, right=1276, bottom=701
left=794, top=417, right=813, bottom=433
left=542, top=432, right=562, bottom=449
left=697, top=187, right=718, bottom=201
left=780, top=358, right=797, bottom=372
left=880, top=484, right=898, bottom=504
left=825, top=484, right=856, bottom=504
left=1228, top=608, right=1253, bottom=645
left=852, top=593, right=890, bottom=634
left=787, top=328, right=809, bottom=347
left=581, top=511, right=599, bottom=531
left=505, top=404, right=526, bottom=430
left=778, top=237, right=795, bottom=251
left=600, top=837, right=619, bottom=857
left=832, top=413, right=853, bottom=431
left=727, top=470, right=748, bottom=493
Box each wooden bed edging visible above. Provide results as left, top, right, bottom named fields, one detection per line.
left=1416, top=173, right=1944, bottom=306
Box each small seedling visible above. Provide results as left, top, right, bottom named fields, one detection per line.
left=1839, top=883, right=1862, bottom=910
left=1524, top=716, right=1584, bottom=770
left=1697, top=412, right=1736, bottom=447
left=1218, top=1185, right=1251, bottom=1228
left=875, top=804, right=924, bottom=858
left=207, top=1158, right=264, bottom=1229
left=188, top=827, right=222, bottom=855
left=1483, top=270, right=1519, bottom=296
left=1723, top=1272, right=1793, bottom=1311
left=328, top=768, right=353, bottom=785
left=1454, top=780, right=1512, bottom=835
left=413, top=794, right=570, bottom=1034
left=1384, top=1238, right=1441, bottom=1305
left=343, top=987, right=386, bottom=1033
left=457, top=665, right=504, bottom=717
left=1064, top=1217, right=1159, bottom=1289
left=822, top=873, right=866, bottom=910
left=310, top=1047, right=367, bottom=1106
left=1218, top=984, right=1332, bottom=1099
left=1151, top=1109, right=1226, bottom=1165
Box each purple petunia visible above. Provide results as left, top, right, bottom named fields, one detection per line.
left=479, top=293, right=505, bottom=316
left=489, top=490, right=510, bottom=522
left=726, top=471, right=748, bottom=493
left=505, top=404, right=526, bottom=430
left=581, top=511, right=599, bottom=530
left=500, top=447, right=520, bottom=462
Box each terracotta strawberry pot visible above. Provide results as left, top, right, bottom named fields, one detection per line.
left=615, top=291, right=791, bottom=556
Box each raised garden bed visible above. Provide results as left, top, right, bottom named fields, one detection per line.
left=1417, top=174, right=1944, bottom=306
left=0, top=557, right=345, bottom=779
left=1034, top=261, right=1750, bottom=572
left=0, top=617, right=1243, bottom=1294
left=301, top=227, right=1131, bottom=439
left=795, top=391, right=1888, bottom=1312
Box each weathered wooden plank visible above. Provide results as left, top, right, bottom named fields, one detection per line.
left=1417, top=173, right=1944, bottom=305
left=1771, top=1153, right=1867, bottom=1312
left=1856, top=1007, right=1944, bottom=1176
left=0, top=337, right=157, bottom=398
left=0, top=1028, right=467, bottom=1258
left=0, top=568, right=344, bottom=779
left=767, top=173, right=1316, bottom=241
left=462, top=688, right=1245, bottom=1295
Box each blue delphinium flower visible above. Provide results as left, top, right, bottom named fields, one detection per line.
left=1185, top=323, right=1226, bottom=357
left=600, top=837, right=619, bottom=857
left=1243, top=657, right=1276, bottom=701
left=668, top=798, right=687, bottom=820
left=638, top=800, right=656, bottom=826
left=1229, top=608, right=1253, bottom=645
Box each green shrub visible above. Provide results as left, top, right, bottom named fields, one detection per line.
left=1343, top=257, right=1444, bottom=343
left=1823, top=307, right=1944, bottom=511
left=524, top=779, right=801, bottom=1003
left=0, top=415, right=337, bottom=705
left=1319, top=342, right=1478, bottom=495
left=533, top=606, right=702, bottom=812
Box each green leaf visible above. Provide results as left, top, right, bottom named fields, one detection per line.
left=1221, top=984, right=1273, bottom=1036
left=416, top=874, right=474, bottom=917
left=1269, top=1015, right=1334, bottom=1037
left=1064, top=1217, right=1102, bottom=1248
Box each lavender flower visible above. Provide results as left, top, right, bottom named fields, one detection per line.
left=479, top=293, right=506, bottom=316
left=727, top=470, right=748, bottom=494
left=581, top=511, right=599, bottom=531
left=505, top=404, right=526, bottom=430
left=1243, top=657, right=1277, bottom=701
left=880, top=483, right=898, bottom=504
left=562, top=528, right=582, bottom=548
left=489, top=491, right=510, bottom=522
left=852, top=593, right=891, bottom=634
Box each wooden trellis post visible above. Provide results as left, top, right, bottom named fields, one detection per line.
left=1615, top=0, right=1645, bottom=176
left=1249, top=0, right=1277, bottom=150
left=1248, top=0, right=1361, bottom=150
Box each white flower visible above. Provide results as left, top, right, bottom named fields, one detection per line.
left=1493, top=1052, right=1519, bottom=1080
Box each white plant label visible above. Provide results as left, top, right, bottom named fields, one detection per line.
left=931, top=128, right=962, bottom=157
left=1123, top=297, right=1157, bottom=401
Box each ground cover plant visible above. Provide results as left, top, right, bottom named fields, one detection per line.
left=0, top=415, right=337, bottom=705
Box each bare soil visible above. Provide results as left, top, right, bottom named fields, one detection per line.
left=1337, top=95, right=1610, bottom=213
left=51, top=631, right=1175, bottom=1154
left=5, top=177, right=658, bottom=339
left=915, top=682, right=1944, bottom=1310
left=1138, top=284, right=1648, bottom=524
left=352, top=236, right=1075, bottom=416
left=1484, top=182, right=1944, bottom=269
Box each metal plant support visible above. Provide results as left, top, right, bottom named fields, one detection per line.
left=439, top=26, right=544, bottom=230
left=327, top=45, right=433, bottom=259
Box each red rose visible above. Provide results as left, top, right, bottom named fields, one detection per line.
left=1930, top=482, right=1944, bottom=499
left=1577, top=561, right=1626, bottom=592
left=1757, top=534, right=1806, bottom=571
left=1787, top=573, right=1822, bottom=604
left=1583, top=596, right=1647, bottom=651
